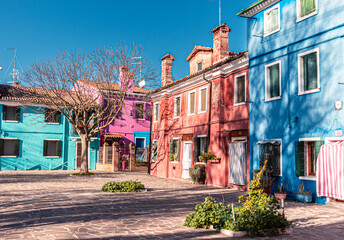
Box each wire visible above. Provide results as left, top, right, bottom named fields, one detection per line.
left=0, top=54, right=15, bottom=83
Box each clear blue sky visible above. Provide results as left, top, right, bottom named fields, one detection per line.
left=0, top=0, right=255, bottom=86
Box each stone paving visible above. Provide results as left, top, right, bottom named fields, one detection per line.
left=0, top=171, right=343, bottom=240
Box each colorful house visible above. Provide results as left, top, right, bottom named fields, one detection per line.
left=0, top=84, right=99, bottom=171
left=74, top=76, right=151, bottom=171
left=150, top=24, right=250, bottom=188
left=238, top=0, right=344, bottom=203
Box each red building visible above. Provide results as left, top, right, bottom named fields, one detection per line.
left=150, top=23, right=250, bottom=189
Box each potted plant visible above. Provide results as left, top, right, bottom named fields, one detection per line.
left=120, top=156, right=128, bottom=170
left=200, top=152, right=221, bottom=164
left=294, top=183, right=312, bottom=203
left=274, top=183, right=288, bottom=200
left=189, top=164, right=206, bottom=184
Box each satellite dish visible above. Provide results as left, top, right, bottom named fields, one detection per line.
left=139, top=80, right=146, bottom=88
left=0, top=66, right=3, bottom=71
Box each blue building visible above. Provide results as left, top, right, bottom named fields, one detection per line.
left=0, top=84, right=99, bottom=171
left=238, top=0, right=344, bottom=204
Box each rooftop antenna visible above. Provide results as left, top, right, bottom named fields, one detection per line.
left=132, top=56, right=142, bottom=82
left=4, top=48, right=19, bottom=85
left=219, top=0, right=221, bottom=26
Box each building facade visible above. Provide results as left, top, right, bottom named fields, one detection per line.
left=0, top=84, right=99, bottom=171
left=150, top=24, right=250, bottom=188
left=238, top=0, right=344, bottom=203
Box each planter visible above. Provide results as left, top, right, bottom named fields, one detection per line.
left=207, top=158, right=221, bottom=164
left=295, top=193, right=312, bottom=203
left=220, top=229, right=247, bottom=237
left=274, top=192, right=287, bottom=200
left=122, top=161, right=127, bottom=170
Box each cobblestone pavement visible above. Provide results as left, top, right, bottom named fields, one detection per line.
left=0, top=171, right=343, bottom=240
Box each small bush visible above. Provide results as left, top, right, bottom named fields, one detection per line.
left=189, top=164, right=206, bottom=183
left=72, top=172, right=95, bottom=176
left=102, top=180, right=145, bottom=192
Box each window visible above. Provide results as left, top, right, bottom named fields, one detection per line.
left=43, top=140, right=62, bottom=157
left=194, top=137, right=208, bottom=162
left=45, top=108, right=61, bottom=124
left=234, top=74, right=246, bottom=105
left=188, top=91, right=196, bottom=115
left=264, top=4, right=280, bottom=36
left=295, top=140, right=323, bottom=178
left=265, top=61, right=281, bottom=101
left=297, top=0, right=317, bottom=21
left=2, top=105, right=20, bottom=121
left=298, top=48, right=320, bottom=95
left=151, top=140, right=158, bottom=162
left=199, top=87, right=207, bottom=113
left=153, top=102, right=159, bottom=122
left=259, top=141, right=281, bottom=176
left=169, top=139, right=180, bottom=161
left=197, top=62, right=203, bottom=71
left=135, top=103, right=144, bottom=119
left=174, top=96, right=181, bottom=118
left=0, top=139, right=20, bottom=157
left=135, top=137, right=145, bottom=148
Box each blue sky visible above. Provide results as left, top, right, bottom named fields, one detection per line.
left=0, top=0, right=255, bottom=86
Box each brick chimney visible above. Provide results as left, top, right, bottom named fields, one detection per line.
left=119, top=65, right=134, bottom=93
left=160, top=53, right=175, bottom=87
left=211, top=23, right=231, bottom=63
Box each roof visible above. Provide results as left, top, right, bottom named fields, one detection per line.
left=160, top=53, right=175, bottom=61
left=237, top=0, right=280, bottom=17
left=151, top=51, right=247, bottom=94
left=237, top=0, right=267, bottom=16
left=77, top=80, right=150, bottom=94
left=103, top=133, right=123, bottom=139
left=186, top=46, right=213, bottom=62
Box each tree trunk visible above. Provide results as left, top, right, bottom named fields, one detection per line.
left=80, top=134, right=89, bottom=174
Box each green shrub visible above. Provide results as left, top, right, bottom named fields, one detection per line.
left=102, top=180, right=145, bottom=192
left=71, top=172, right=95, bottom=176
left=184, top=197, right=230, bottom=229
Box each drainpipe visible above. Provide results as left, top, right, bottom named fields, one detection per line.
left=203, top=73, right=212, bottom=150
left=148, top=100, right=152, bottom=175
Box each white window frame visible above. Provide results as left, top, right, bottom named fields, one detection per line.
left=197, top=62, right=203, bottom=71
left=151, top=139, right=158, bottom=163
left=234, top=72, right=247, bottom=106
left=259, top=138, right=283, bottom=176
left=1, top=137, right=18, bottom=158
left=135, top=137, right=146, bottom=148
left=265, top=60, right=282, bottom=102
left=298, top=48, right=320, bottom=95
left=298, top=137, right=321, bottom=181
left=187, top=90, right=196, bottom=116
left=296, top=0, right=318, bottom=22
left=44, top=139, right=61, bottom=158
left=153, top=102, right=159, bottom=123
left=135, top=101, right=145, bottom=120
left=264, top=4, right=280, bottom=37
left=174, top=95, right=181, bottom=119
left=198, top=86, right=208, bottom=114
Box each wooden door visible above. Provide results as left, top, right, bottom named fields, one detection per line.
left=228, top=142, right=247, bottom=186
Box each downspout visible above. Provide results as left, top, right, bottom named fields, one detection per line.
left=203, top=73, right=212, bottom=149
left=148, top=99, right=152, bottom=175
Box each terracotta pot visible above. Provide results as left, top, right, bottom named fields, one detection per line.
left=274, top=192, right=287, bottom=200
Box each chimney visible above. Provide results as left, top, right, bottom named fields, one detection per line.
left=160, top=53, right=175, bottom=87
left=211, top=23, right=231, bottom=63
left=13, top=81, right=19, bottom=86
left=119, top=65, right=134, bottom=93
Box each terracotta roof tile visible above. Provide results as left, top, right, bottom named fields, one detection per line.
left=103, top=133, right=123, bottom=139
left=186, top=46, right=213, bottom=62
left=78, top=80, right=150, bottom=94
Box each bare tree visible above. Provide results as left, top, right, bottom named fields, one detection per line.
left=23, top=43, right=158, bottom=174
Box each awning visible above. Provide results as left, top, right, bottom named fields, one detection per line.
left=103, top=133, right=123, bottom=139
left=256, top=140, right=281, bottom=145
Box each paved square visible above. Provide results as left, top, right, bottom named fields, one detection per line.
left=0, top=171, right=343, bottom=239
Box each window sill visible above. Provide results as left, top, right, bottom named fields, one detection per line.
left=45, top=122, right=60, bottom=125
left=265, top=96, right=281, bottom=102
left=194, top=162, right=206, bottom=165
left=264, top=28, right=280, bottom=38
left=173, top=116, right=181, bottom=119
left=1, top=155, right=18, bottom=158
left=170, top=161, right=179, bottom=164
left=296, top=10, right=318, bottom=23
left=3, top=120, right=19, bottom=123
left=135, top=118, right=145, bottom=121
left=187, top=113, right=195, bottom=116
left=299, top=176, right=316, bottom=181
left=198, top=110, right=207, bottom=114
left=298, top=88, right=320, bottom=96
left=153, top=120, right=158, bottom=123
left=233, top=102, right=246, bottom=107
left=44, top=156, right=60, bottom=158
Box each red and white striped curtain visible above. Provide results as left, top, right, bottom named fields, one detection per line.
left=317, top=141, right=344, bottom=200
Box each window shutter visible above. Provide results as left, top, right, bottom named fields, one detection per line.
left=177, top=139, right=181, bottom=162
left=194, top=138, right=199, bottom=162
left=2, top=105, right=7, bottom=120
left=133, top=103, right=137, bottom=119
left=0, top=139, right=4, bottom=156
left=56, top=141, right=62, bottom=157
left=201, top=89, right=206, bottom=111
left=314, top=140, right=324, bottom=168
left=190, top=93, right=195, bottom=114
left=14, top=139, right=20, bottom=156
left=55, top=112, right=61, bottom=124
left=205, top=137, right=209, bottom=153
left=15, top=107, right=21, bottom=121
left=43, top=140, right=48, bottom=156
left=295, top=141, right=305, bottom=177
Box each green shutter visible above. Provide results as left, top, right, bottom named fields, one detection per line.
left=194, top=138, right=199, bottom=162
left=177, top=139, right=181, bottom=162
left=314, top=140, right=324, bottom=170
left=15, top=107, right=21, bottom=121
left=43, top=140, right=48, bottom=156
left=169, top=140, right=173, bottom=160
left=56, top=141, right=62, bottom=157
left=295, top=141, right=305, bottom=177
left=2, top=105, right=7, bottom=120
left=14, top=139, right=20, bottom=156
left=0, top=139, right=4, bottom=156
left=55, top=112, right=61, bottom=124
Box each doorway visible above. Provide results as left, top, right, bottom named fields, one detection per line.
left=228, top=141, right=247, bottom=186
left=182, top=142, right=192, bottom=179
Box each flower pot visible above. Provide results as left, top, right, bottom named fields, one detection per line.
left=295, top=193, right=312, bottom=203
left=122, top=161, right=127, bottom=170
left=274, top=192, right=287, bottom=200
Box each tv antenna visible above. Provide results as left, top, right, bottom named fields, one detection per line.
left=132, top=56, right=142, bottom=82
left=219, top=0, right=221, bottom=26
left=4, top=48, right=19, bottom=85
